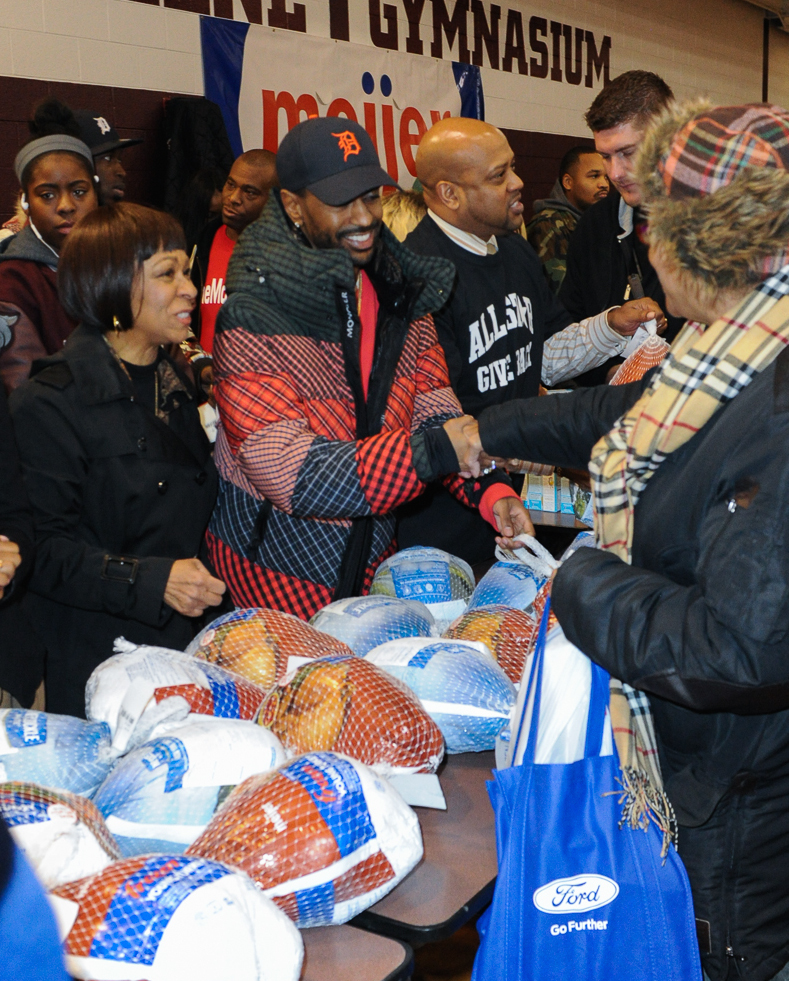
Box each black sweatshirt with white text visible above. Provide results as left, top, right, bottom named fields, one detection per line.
left=405, top=215, right=574, bottom=415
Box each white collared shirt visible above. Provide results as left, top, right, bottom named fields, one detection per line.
left=428, top=209, right=499, bottom=256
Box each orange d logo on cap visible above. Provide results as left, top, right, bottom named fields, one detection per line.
left=332, top=130, right=362, bottom=163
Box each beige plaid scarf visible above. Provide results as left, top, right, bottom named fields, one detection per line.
left=588, top=267, right=789, bottom=852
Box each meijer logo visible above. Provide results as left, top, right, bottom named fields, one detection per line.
left=533, top=874, right=619, bottom=914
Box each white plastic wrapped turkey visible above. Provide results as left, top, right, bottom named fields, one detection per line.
left=370, top=546, right=475, bottom=630
left=0, top=709, right=112, bottom=797
left=85, top=640, right=268, bottom=756
left=93, top=719, right=286, bottom=856
left=310, top=595, right=437, bottom=655
left=365, top=638, right=516, bottom=752
left=51, top=854, right=303, bottom=981
left=0, top=782, right=120, bottom=889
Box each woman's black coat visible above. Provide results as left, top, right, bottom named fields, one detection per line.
left=9, top=325, right=218, bottom=718
left=0, top=382, right=44, bottom=705
left=479, top=349, right=789, bottom=981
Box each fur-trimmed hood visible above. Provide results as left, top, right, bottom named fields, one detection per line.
left=636, top=99, right=789, bottom=290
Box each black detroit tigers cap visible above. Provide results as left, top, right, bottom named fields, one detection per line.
left=74, top=110, right=143, bottom=157
left=276, top=116, right=398, bottom=206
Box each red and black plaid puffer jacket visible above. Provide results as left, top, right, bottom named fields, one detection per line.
left=207, top=197, right=496, bottom=620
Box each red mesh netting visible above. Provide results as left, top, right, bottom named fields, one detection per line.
left=186, top=608, right=354, bottom=688
left=0, top=781, right=121, bottom=866
left=610, top=332, right=670, bottom=385
left=186, top=751, right=422, bottom=927
left=258, top=655, right=444, bottom=773
left=443, top=605, right=538, bottom=684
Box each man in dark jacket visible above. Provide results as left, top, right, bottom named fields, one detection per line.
left=74, top=110, right=143, bottom=204
left=527, top=146, right=608, bottom=294
left=559, top=70, right=680, bottom=385
left=208, top=117, right=530, bottom=618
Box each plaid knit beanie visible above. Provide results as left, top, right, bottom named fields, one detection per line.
left=637, top=101, right=789, bottom=288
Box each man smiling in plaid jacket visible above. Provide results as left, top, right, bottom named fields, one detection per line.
left=207, top=117, right=532, bottom=619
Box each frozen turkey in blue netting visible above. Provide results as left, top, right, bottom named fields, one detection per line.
left=51, top=853, right=303, bottom=981
left=0, top=709, right=112, bottom=797
left=0, top=781, right=121, bottom=889
left=92, top=718, right=286, bottom=857
left=467, top=561, right=548, bottom=613
left=365, top=638, right=516, bottom=753
left=370, top=547, right=475, bottom=630
left=310, top=595, right=437, bottom=656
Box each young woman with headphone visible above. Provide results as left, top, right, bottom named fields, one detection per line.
left=0, top=98, right=99, bottom=391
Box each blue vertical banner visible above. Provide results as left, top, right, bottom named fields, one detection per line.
left=201, top=17, right=249, bottom=158
left=452, top=63, right=485, bottom=120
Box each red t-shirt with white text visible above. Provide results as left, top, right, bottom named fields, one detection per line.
left=200, top=225, right=236, bottom=354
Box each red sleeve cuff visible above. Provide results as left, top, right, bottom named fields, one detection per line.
left=479, top=482, right=521, bottom=529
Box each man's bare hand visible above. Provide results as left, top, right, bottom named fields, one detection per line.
left=0, top=536, right=21, bottom=600
left=608, top=298, right=667, bottom=337
left=443, top=415, right=482, bottom=477
left=491, top=497, right=535, bottom=549
left=164, top=558, right=226, bottom=618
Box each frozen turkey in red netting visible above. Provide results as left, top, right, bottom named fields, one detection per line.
left=51, top=853, right=303, bottom=981
left=185, top=607, right=354, bottom=688
left=257, top=653, right=445, bottom=774
left=0, top=781, right=120, bottom=889
left=609, top=322, right=670, bottom=385
left=443, top=605, right=539, bottom=685
left=186, top=751, right=422, bottom=927
left=86, top=639, right=268, bottom=756
left=310, top=595, right=437, bottom=656
left=92, top=718, right=286, bottom=858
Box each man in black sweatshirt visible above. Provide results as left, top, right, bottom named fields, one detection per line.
left=559, top=70, right=681, bottom=385
left=399, top=117, right=662, bottom=561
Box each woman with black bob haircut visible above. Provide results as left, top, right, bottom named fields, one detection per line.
left=10, top=202, right=226, bottom=717
left=0, top=97, right=99, bottom=391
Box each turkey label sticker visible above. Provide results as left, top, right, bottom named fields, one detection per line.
left=284, top=754, right=376, bottom=857
left=533, top=874, right=619, bottom=914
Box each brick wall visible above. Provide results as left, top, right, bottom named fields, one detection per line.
left=0, top=76, right=190, bottom=222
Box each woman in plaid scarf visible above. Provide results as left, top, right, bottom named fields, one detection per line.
left=477, top=101, right=789, bottom=981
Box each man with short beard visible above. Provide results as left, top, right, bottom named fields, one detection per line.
left=399, top=117, right=662, bottom=562
left=207, top=117, right=532, bottom=618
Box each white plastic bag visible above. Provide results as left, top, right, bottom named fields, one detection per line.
left=51, top=855, right=303, bottom=981
left=497, top=624, right=613, bottom=769
left=93, top=719, right=286, bottom=856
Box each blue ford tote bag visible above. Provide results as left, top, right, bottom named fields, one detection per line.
left=472, top=600, right=701, bottom=981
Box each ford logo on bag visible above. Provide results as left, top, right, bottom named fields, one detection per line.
left=533, top=874, right=619, bottom=914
